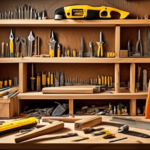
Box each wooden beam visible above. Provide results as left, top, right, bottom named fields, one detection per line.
left=115, top=63, right=120, bottom=93
left=115, top=26, right=120, bottom=58
left=69, top=99, right=74, bottom=116
left=130, top=99, right=136, bottom=116
left=130, top=63, right=136, bottom=93
left=19, top=63, right=27, bottom=93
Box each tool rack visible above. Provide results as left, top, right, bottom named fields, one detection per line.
left=0, top=20, right=149, bottom=117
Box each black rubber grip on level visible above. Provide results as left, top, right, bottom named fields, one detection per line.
left=54, top=7, right=66, bottom=19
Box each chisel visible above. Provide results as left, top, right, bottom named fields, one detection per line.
left=9, top=29, right=14, bottom=57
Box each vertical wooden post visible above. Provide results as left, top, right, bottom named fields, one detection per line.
left=69, top=99, right=74, bottom=116
left=130, top=63, right=136, bottom=93
left=115, top=63, right=120, bottom=93
left=115, top=26, right=120, bottom=58
left=19, top=63, right=27, bottom=93
left=130, top=99, right=136, bottom=116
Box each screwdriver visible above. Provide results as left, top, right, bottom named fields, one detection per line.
left=9, top=29, right=14, bottom=57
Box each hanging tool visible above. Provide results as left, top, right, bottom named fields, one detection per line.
left=28, top=31, right=35, bottom=57
left=134, top=29, right=143, bottom=56
left=57, top=43, right=61, bottom=57
left=15, top=7, right=19, bottom=19
left=15, top=37, right=21, bottom=57
left=9, top=29, right=14, bottom=57
left=146, top=28, right=150, bottom=56
left=48, top=30, right=56, bottom=57
left=54, top=5, right=130, bottom=20
left=79, top=37, right=84, bottom=57
left=97, top=32, right=104, bottom=57
left=30, top=63, right=36, bottom=91
left=128, top=40, right=132, bottom=56
left=1, top=42, right=4, bottom=57
left=37, top=73, right=41, bottom=92
left=5, top=12, right=8, bottom=19
left=21, top=37, right=27, bottom=57
left=8, top=11, right=13, bottom=19
left=30, top=7, right=33, bottom=19
left=89, top=42, right=93, bottom=57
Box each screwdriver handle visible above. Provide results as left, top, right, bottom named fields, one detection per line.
left=10, top=41, right=14, bottom=57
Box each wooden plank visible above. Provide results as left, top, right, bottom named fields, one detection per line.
left=0, top=20, right=150, bottom=27
left=42, top=87, right=93, bottom=94
left=19, top=63, right=27, bottom=93
left=130, top=63, right=136, bottom=93
left=2, top=58, right=150, bottom=63
left=17, top=91, right=148, bottom=100
left=130, top=99, right=136, bottom=116
left=115, top=63, right=120, bottom=93
left=115, top=26, right=120, bottom=58
left=69, top=99, right=74, bottom=116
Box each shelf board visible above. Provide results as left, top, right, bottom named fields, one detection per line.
left=1, top=19, right=150, bottom=27
left=1, top=57, right=150, bottom=63
left=18, top=91, right=148, bottom=100
left=0, top=99, right=10, bottom=103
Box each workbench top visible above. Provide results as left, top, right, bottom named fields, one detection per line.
left=0, top=116, right=150, bottom=150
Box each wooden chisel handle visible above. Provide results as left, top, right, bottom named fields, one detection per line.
left=15, top=122, right=64, bottom=143
left=42, top=117, right=81, bottom=123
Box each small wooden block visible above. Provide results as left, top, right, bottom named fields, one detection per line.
left=120, top=50, right=128, bottom=58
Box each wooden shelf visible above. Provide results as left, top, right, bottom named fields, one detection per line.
left=1, top=57, right=150, bottom=63
left=0, top=99, right=10, bottom=104
left=17, top=91, right=147, bottom=100
left=1, top=19, right=150, bottom=27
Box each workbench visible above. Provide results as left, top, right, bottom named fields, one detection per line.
left=0, top=116, right=150, bottom=150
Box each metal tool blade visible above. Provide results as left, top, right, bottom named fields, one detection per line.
left=138, top=29, right=141, bottom=40
left=146, top=28, right=150, bottom=53
left=89, top=42, right=93, bottom=57
left=15, top=37, right=21, bottom=57
left=79, top=37, right=84, bottom=57
left=100, top=31, right=103, bottom=44
left=2, top=12, right=4, bottom=19
left=21, top=37, right=27, bottom=57
left=18, top=7, right=21, bottom=19
left=0, top=12, right=1, bottom=19
left=30, top=7, right=32, bottom=19
left=28, top=31, right=35, bottom=57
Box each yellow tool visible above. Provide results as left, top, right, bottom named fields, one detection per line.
left=98, top=75, right=101, bottom=85
left=93, top=130, right=115, bottom=139
left=51, top=72, right=54, bottom=85
left=54, top=5, right=130, bottom=20
left=97, top=32, right=104, bottom=57
left=49, top=30, right=56, bottom=58
left=0, top=117, right=38, bottom=135
left=57, top=43, right=61, bottom=57
left=9, top=29, right=14, bottom=57
left=73, top=49, right=76, bottom=57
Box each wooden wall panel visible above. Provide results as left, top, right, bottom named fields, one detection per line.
left=0, top=27, right=115, bottom=57
left=120, top=64, right=130, bottom=84
left=0, top=0, right=150, bottom=19
left=0, top=63, right=19, bottom=84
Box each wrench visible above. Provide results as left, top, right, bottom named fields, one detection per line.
left=15, top=37, right=21, bottom=57
left=21, top=37, right=27, bottom=57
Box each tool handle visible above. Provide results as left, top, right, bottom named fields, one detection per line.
left=10, top=41, right=14, bottom=54
left=42, top=117, right=81, bottom=123
left=15, top=122, right=64, bottom=143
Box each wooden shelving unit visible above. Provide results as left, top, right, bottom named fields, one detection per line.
left=0, top=19, right=149, bottom=117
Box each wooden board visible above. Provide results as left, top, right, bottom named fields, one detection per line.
left=42, top=87, right=94, bottom=94
left=17, top=91, right=148, bottom=100
left=0, top=103, right=10, bottom=118
left=1, top=116, right=150, bottom=150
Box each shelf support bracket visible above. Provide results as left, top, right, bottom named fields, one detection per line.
left=130, top=99, right=136, bottom=116
left=115, top=26, right=120, bottom=58
left=115, top=63, right=120, bottom=93
left=130, top=63, right=135, bottom=93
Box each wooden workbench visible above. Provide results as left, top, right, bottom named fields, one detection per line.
left=0, top=116, right=150, bottom=150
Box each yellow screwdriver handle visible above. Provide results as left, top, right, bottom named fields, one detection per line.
left=50, top=50, right=54, bottom=58
left=10, top=41, right=14, bottom=54
left=97, top=43, right=100, bottom=57
left=100, top=44, right=103, bottom=57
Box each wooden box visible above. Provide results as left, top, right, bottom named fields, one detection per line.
left=0, top=97, right=18, bottom=118
left=120, top=50, right=128, bottom=58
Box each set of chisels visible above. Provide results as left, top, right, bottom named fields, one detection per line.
left=0, top=4, right=47, bottom=20
left=30, top=63, right=113, bottom=92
